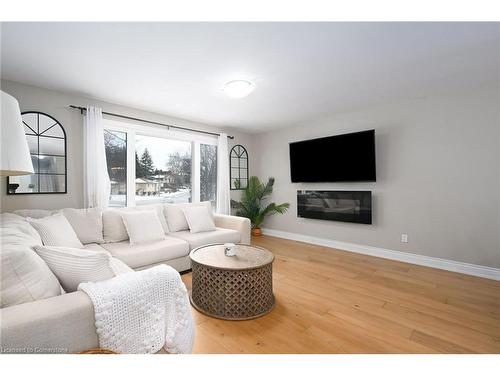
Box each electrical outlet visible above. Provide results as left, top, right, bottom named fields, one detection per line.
left=401, top=234, right=408, bottom=243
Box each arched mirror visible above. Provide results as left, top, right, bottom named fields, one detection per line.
left=230, top=144, right=248, bottom=190
left=8, top=112, right=67, bottom=194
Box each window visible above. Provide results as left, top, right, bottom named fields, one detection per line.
left=104, top=130, right=127, bottom=207
left=200, top=144, right=217, bottom=208
left=8, top=112, right=67, bottom=194
left=135, top=134, right=192, bottom=205
left=230, top=144, right=248, bottom=190
left=104, top=119, right=217, bottom=207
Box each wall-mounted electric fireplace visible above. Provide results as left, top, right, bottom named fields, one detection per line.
left=297, top=190, right=372, bottom=224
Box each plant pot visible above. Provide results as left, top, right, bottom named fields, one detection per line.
left=251, top=227, right=262, bottom=237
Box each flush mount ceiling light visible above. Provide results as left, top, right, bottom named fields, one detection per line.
left=223, top=80, right=255, bottom=98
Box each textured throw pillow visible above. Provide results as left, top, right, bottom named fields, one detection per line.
left=33, top=245, right=133, bottom=292
left=1, top=228, right=61, bottom=308
left=164, top=201, right=214, bottom=232
left=183, top=206, right=216, bottom=234
left=28, top=214, right=84, bottom=248
left=120, top=210, right=166, bottom=245
left=62, top=208, right=104, bottom=244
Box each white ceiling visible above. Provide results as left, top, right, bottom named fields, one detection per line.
left=1, top=22, right=499, bottom=133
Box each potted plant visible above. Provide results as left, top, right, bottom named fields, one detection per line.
left=231, top=176, right=290, bottom=236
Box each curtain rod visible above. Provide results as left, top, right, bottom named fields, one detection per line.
left=68, top=105, right=234, bottom=139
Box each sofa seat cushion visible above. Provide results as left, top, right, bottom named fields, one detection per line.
left=169, top=228, right=241, bottom=250
left=100, top=236, right=190, bottom=269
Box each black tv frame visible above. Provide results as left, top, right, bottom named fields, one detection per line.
left=289, top=129, right=376, bottom=183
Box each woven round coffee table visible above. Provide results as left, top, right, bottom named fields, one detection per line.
left=189, top=243, right=275, bottom=320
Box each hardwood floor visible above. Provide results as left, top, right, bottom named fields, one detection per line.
left=181, top=235, right=500, bottom=353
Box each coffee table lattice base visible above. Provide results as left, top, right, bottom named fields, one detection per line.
left=190, top=261, right=275, bottom=320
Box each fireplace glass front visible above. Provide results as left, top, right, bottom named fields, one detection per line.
left=297, top=190, right=372, bottom=224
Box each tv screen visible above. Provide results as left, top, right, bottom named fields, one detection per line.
left=289, top=130, right=376, bottom=182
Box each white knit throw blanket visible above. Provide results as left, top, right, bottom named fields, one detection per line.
left=78, top=264, right=195, bottom=354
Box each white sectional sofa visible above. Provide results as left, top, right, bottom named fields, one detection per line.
left=0, top=202, right=250, bottom=353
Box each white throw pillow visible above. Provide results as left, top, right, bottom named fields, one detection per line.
left=28, top=214, right=84, bottom=248
left=134, top=204, right=169, bottom=234
left=120, top=210, right=166, bottom=245
left=102, top=206, right=169, bottom=243
left=62, top=208, right=104, bottom=244
left=33, top=245, right=133, bottom=292
left=183, top=206, right=216, bottom=234
left=164, top=201, right=214, bottom=232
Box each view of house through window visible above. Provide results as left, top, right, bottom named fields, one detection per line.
left=135, top=134, right=192, bottom=205
left=104, top=125, right=218, bottom=207
left=104, top=129, right=127, bottom=207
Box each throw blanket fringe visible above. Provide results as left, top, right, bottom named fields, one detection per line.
left=79, top=264, right=195, bottom=354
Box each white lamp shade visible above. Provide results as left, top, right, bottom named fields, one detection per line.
left=1, top=90, right=34, bottom=176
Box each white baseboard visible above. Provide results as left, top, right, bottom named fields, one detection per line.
left=262, top=228, right=500, bottom=281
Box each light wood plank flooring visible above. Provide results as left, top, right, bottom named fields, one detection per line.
left=181, top=235, right=500, bottom=353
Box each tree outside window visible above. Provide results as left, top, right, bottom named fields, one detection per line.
left=200, top=144, right=217, bottom=207
left=135, top=135, right=192, bottom=204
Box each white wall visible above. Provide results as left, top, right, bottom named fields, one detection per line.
left=2, top=80, right=498, bottom=268
left=252, top=87, right=500, bottom=268
left=0, top=80, right=255, bottom=211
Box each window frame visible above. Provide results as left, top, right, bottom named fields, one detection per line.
left=103, top=119, right=217, bottom=207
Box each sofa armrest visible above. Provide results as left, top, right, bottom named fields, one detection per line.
left=0, top=291, right=98, bottom=354
left=214, top=214, right=251, bottom=245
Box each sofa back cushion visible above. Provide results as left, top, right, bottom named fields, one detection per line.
left=28, top=214, right=84, bottom=248
left=13, top=209, right=56, bottom=219
left=164, top=201, right=213, bottom=232
left=1, top=224, right=61, bottom=308
left=102, top=209, right=130, bottom=243
left=1, top=212, right=43, bottom=244
left=62, top=208, right=104, bottom=244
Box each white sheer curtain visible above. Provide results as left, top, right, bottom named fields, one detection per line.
left=83, top=106, right=111, bottom=208
left=216, top=133, right=231, bottom=214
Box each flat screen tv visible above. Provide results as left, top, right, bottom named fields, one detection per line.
left=289, top=129, right=376, bottom=182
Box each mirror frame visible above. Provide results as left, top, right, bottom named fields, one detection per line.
left=230, top=144, right=249, bottom=190
left=7, top=111, right=67, bottom=195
